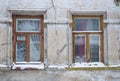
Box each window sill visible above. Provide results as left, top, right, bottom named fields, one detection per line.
left=67, top=62, right=120, bottom=70
left=12, top=62, right=44, bottom=70
left=70, top=62, right=106, bottom=68
left=67, top=67, right=120, bottom=70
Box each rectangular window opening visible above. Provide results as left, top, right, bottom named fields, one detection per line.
left=13, top=15, right=44, bottom=63
left=72, top=15, right=104, bottom=63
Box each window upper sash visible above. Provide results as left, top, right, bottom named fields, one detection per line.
left=73, top=17, right=100, bottom=31
left=16, top=18, right=41, bottom=32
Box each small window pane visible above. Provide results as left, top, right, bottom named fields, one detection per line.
left=17, top=35, right=26, bottom=41
left=30, top=34, right=40, bottom=61
left=74, top=35, right=86, bottom=62
left=16, top=42, right=27, bottom=62
left=16, top=19, right=40, bottom=32
left=89, top=35, right=100, bottom=62
left=74, top=18, right=100, bottom=31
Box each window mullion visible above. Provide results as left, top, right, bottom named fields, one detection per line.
left=26, top=34, right=30, bottom=62
left=86, top=33, right=89, bottom=63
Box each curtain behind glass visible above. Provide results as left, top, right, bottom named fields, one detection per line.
left=16, top=19, right=40, bottom=32
left=74, top=35, right=86, bottom=62
left=74, top=18, right=100, bottom=31
left=30, top=34, right=40, bottom=61
left=89, top=35, right=100, bottom=62
left=16, top=43, right=27, bottom=62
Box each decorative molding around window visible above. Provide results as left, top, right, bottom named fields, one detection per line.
left=12, top=15, right=44, bottom=64
left=69, top=10, right=107, bottom=23
left=9, top=9, right=46, bottom=15
left=69, top=10, right=106, bottom=16
left=0, top=9, right=46, bottom=23
left=114, top=0, right=120, bottom=6
left=72, top=15, right=104, bottom=63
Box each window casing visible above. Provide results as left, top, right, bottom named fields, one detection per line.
left=72, top=15, right=104, bottom=63
left=13, top=15, right=44, bottom=63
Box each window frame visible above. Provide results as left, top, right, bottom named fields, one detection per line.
left=12, top=15, right=44, bottom=63
left=72, top=15, right=104, bottom=63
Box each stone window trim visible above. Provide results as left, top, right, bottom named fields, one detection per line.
left=12, top=15, right=44, bottom=63
left=0, top=9, right=46, bottom=23
left=9, top=9, right=46, bottom=15
left=72, top=15, right=104, bottom=63
left=69, top=10, right=106, bottom=18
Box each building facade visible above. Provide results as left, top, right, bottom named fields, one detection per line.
left=0, top=0, right=120, bottom=81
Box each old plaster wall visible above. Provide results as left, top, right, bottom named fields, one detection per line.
left=0, top=0, right=120, bottom=66
left=0, top=0, right=120, bottom=81
left=0, top=70, right=120, bottom=81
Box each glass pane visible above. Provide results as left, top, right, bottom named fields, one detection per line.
left=30, top=34, right=40, bottom=61
left=17, top=35, right=26, bottom=41
left=74, top=18, right=100, bottom=31
left=89, top=35, right=100, bottom=62
left=16, top=19, right=40, bottom=32
left=74, top=35, right=86, bottom=62
left=16, top=42, right=27, bottom=62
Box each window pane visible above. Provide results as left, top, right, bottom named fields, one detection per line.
left=89, top=35, right=100, bottom=62
left=30, top=34, right=40, bottom=61
left=16, top=42, right=27, bottom=62
left=74, top=18, right=100, bottom=31
left=16, top=19, right=40, bottom=32
left=74, top=35, right=86, bottom=62
left=17, top=35, right=26, bottom=41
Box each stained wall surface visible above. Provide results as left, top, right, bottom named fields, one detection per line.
left=0, top=0, right=120, bottom=81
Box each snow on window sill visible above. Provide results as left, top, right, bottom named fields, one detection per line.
left=15, top=62, right=42, bottom=64
left=12, top=62, right=44, bottom=70
left=0, top=64, right=8, bottom=68
left=70, top=62, right=106, bottom=68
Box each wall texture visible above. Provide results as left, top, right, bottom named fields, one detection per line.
left=0, top=70, right=120, bottom=81
left=0, top=0, right=120, bottom=81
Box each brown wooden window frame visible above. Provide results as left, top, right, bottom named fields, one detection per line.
left=12, top=15, right=44, bottom=63
left=72, top=15, right=104, bottom=63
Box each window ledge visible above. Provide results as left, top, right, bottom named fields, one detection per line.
left=0, top=64, right=8, bottom=68
left=68, top=62, right=120, bottom=70
left=12, top=63, right=44, bottom=70
left=67, top=67, right=120, bottom=70
left=70, top=62, right=106, bottom=68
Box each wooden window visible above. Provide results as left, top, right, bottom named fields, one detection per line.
left=72, top=15, right=104, bottom=63
left=13, top=15, right=44, bottom=62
